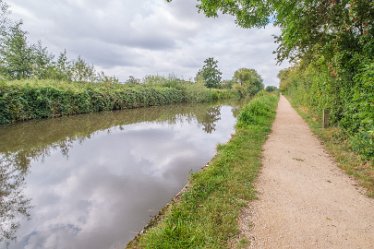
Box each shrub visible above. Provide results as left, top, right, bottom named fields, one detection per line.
left=0, top=80, right=238, bottom=124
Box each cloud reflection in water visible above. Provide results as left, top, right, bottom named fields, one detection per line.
left=2, top=105, right=236, bottom=249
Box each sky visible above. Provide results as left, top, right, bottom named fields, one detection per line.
left=6, top=0, right=289, bottom=86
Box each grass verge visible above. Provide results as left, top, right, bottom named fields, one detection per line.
left=286, top=96, right=374, bottom=197
left=0, top=80, right=237, bottom=124
left=127, top=92, right=279, bottom=249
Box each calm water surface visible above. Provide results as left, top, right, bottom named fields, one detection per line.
left=0, top=103, right=238, bottom=249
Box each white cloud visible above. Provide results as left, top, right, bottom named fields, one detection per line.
left=7, top=0, right=288, bottom=86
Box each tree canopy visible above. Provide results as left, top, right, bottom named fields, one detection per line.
left=199, top=57, right=222, bottom=88
left=232, top=68, right=264, bottom=95
left=169, top=0, right=373, bottom=63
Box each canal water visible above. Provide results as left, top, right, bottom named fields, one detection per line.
left=0, top=103, right=238, bottom=249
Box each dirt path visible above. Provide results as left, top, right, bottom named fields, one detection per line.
left=243, top=96, right=374, bottom=249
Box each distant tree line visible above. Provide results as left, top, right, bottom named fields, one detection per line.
left=195, top=57, right=265, bottom=96
left=0, top=0, right=118, bottom=83
left=125, top=57, right=267, bottom=97
left=0, top=0, right=269, bottom=98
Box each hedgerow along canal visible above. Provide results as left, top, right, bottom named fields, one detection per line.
left=0, top=103, right=238, bottom=249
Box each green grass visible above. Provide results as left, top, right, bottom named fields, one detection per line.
left=286, top=96, right=374, bottom=197
left=0, top=79, right=237, bottom=124
left=127, top=92, right=279, bottom=249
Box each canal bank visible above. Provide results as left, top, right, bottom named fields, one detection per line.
left=128, top=93, right=279, bottom=249
left=0, top=80, right=237, bottom=125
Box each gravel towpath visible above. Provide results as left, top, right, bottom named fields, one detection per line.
left=244, top=96, right=374, bottom=249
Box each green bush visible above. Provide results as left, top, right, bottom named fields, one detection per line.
left=0, top=80, right=238, bottom=124
left=238, top=92, right=278, bottom=127
left=280, top=60, right=373, bottom=160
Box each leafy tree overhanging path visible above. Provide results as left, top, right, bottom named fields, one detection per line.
left=243, top=96, right=374, bottom=249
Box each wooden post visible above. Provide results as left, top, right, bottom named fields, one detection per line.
left=322, top=109, right=330, bottom=128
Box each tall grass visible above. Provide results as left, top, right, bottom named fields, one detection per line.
left=128, top=92, right=279, bottom=249
left=0, top=80, right=237, bottom=124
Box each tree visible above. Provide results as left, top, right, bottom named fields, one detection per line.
left=166, top=0, right=270, bottom=28
left=70, top=56, right=96, bottom=82
left=96, top=71, right=119, bottom=84
left=220, top=79, right=234, bottom=89
left=126, top=75, right=141, bottom=84
left=199, top=57, right=222, bottom=88
left=194, top=70, right=205, bottom=87
left=232, top=68, right=264, bottom=95
left=170, top=1, right=373, bottom=64
left=0, top=22, right=33, bottom=79
left=265, top=85, right=278, bottom=92
left=31, top=41, right=54, bottom=79
left=52, top=50, right=72, bottom=81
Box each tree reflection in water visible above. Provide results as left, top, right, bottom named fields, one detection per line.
left=199, top=107, right=221, bottom=134
left=0, top=102, right=233, bottom=244
left=0, top=157, right=31, bottom=243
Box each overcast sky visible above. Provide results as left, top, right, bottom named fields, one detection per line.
left=7, top=0, right=288, bottom=86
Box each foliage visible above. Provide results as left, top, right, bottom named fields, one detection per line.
left=344, top=63, right=374, bottom=158
left=53, top=50, right=72, bottom=81
left=280, top=59, right=373, bottom=159
left=167, top=0, right=271, bottom=28
left=274, top=0, right=373, bottom=159
left=70, top=56, right=96, bottom=82
left=0, top=22, right=33, bottom=79
left=31, top=41, right=54, bottom=79
left=96, top=71, right=119, bottom=84
left=220, top=80, right=234, bottom=89
left=265, top=86, right=278, bottom=92
left=182, top=1, right=373, bottom=63
left=126, top=76, right=141, bottom=84
left=128, top=93, right=279, bottom=249
left=194, top=70, right=205, bottom=86
left=232, top=68, right=264, bottom=96
left=0, top=79, right=237, bottom=124
left=198, top=57, right=222, bottom=88
left=237, top=91, right=277, bottom=127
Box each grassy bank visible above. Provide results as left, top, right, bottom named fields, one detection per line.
left=286, top=96, right=374, bottom=197
left=0, top=80, right=237, bottom=124
left=127, top=92, right=279, bottom=249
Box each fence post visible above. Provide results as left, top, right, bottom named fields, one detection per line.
left=322, top=109, right=330, bottom=128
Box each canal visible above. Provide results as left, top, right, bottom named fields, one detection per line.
left=0, top=102, right=238, bottom=249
